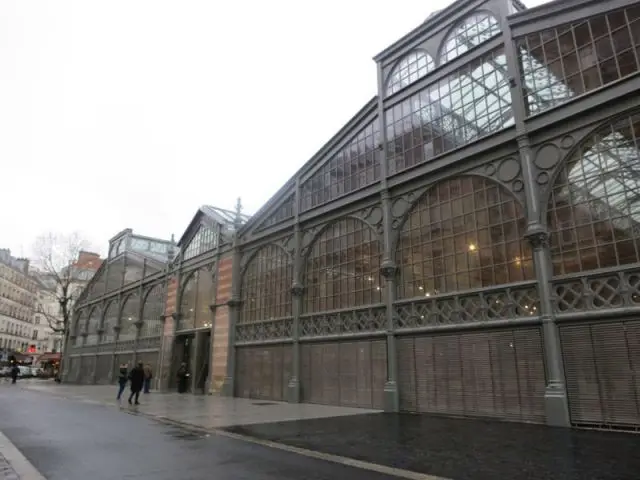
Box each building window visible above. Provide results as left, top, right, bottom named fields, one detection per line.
left=100, top=301, right=118, bottom=343
left=84, top=308, right=101, bottom=345
left=386, top=50, right=435, bottom=96
left=240, top=245, right=292, bottom=324
left=262, top=195, right=295, bottom=228
left=300, top=120, right=381, bottom=211
left=141, top=284, right=164, bottom=338
left=517, top=7, right=640, bottom=116
left=183, top=226, right=218, bottom=261
left=439, top=12, right=501, bottom=64
left=304, top=218, right=383, bottom=312
left=119, top=293, right=140, bottom=341
left=386, top=48, right=513, bottom=175
left=397, top=176, right=533, bottom=298
left=548, top=112, right=640, bottom=275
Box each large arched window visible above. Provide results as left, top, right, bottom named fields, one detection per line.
left=241, top=245, right=292, bottom=323
left=386, top=50, right=435, bottom=96
left=85, top=307, right=101, bottom=345
left=194, top=267, right=215, bottom=329
left=304, top=218, right=383, bottom=312
left=141, top=284, right=164, bottom=338
left=548, top=113, right=640, bottom=275
left=72, top=311, right=86, bottom=346
left=100, top=301, right=118, bottom=343
left=439, top=12, right=501, bottom=64
left=178, top=273, right=197, bottom=331
left=119, top=293, right=140, bottom=342
left=397, top=176, right=532, bottom=299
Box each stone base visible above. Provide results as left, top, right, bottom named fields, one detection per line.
left=544, top=384, right=570, bottom=427
left=383, top=381, right=399, bottom=412
left=287, top=378, right=301, bottom=403
left=220, top=376, right=234, bottom=397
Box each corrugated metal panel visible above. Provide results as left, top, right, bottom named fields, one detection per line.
left=301, top=339, right=387, bottom=409
left=561, top=322, right=640, bottom=429
left=234, top=345, right=292, bottom=401
left=398, top=328, right=546, bottom=423
left=94, top=355, right=112, bottom=384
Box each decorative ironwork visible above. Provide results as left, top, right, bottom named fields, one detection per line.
left=235, top=318, right=294, bottom=344
left=299, top=305, right=386, bottom=338
left=386, top=50, right=435, bottom=96
left=137, top=337, right=161, bottom=350
left=393, top=283, right=540, bottom=329
left=439, top=12, right=501, bottom=64
left=291, top=283, right=305, bottom=297
left=552, top=267, right=640, bottom=314
left=116, top=340, right=135, bottom=352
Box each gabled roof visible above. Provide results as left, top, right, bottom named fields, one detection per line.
left=177, top=205, right=250, bottom=247
left=239, top=96, right=379, bottom=235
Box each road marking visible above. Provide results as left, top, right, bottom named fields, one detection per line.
left=0, top=431, right=47, bottom=480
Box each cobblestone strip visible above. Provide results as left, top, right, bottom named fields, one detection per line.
left=0, top=452, right=20, bottom=480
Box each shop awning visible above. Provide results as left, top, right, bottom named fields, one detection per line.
left=36, top=353, right=61, bottom=363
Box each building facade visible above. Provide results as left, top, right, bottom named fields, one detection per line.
left=226, top=0, right=640, bottom=431
left=0, top=249, right=38, bottom=355
left=66, top=207, right=247, bottom=393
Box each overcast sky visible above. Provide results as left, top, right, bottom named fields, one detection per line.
left=0, top=0, right=550, bottom=258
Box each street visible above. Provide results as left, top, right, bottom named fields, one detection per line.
left=0, top=387, right=400, bottom=480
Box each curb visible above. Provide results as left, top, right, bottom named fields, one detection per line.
left=0, top=431, right=46, bottom=480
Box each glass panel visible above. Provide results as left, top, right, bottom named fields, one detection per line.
left=73, top=311, right=87, bottom=346
left=123, top=255, right=145, bottom=285
left=119, top=294, right=140, bottom=342
left=387, top=50, right=435, bottom=96
left=397, top=176, right=533, bottom=299
left=84, top=308, right=101, bottom=345
left=440, top=12, right=501, bottom=64
left=183, top=225, right=218, bottom=261
left=262, top=194, right=294, bottom=228
left=100, top=301, right=119, bottom=343
left=386, top=48, right=513, bottom=174
left=195, top=267, right=214, bottom=329
left=105, top=256, right=125, bottom=292
left=241, top=245, right=293, bottom=323
left=549, top=112, right=640, bottom=275
left=141, top=284, right=164, bottom=338
left=178, top=273, right=197, bottom=330
left=304, top=218, right=383, bottom=312
left=300, top=119, right=381, bottom=211
left=518, top=8, right=640, bottom=116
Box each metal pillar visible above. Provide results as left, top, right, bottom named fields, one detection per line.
left=288, top=178, right=303, bottom=403
left=498, top=9, right=570, bottom=427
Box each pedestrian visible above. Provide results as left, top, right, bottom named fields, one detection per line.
left=177, top=362, right=189, bottom=394
left=143, top=363, right=153, bottom=394
left=128, top=362, right=145, bottom=405
left=116, top=363, right=128, bottom=401
left=10, top=364, right=18, bottom=384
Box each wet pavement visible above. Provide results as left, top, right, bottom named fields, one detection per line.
left=0, top=387, right=399, bottom=480
left=223, top=413, right=640, bottom=480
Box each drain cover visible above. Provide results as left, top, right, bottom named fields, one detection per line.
left=252, top=402, right=277, bottom=406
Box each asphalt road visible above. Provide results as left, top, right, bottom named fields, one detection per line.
left=0, top=386, right=397, bottom=480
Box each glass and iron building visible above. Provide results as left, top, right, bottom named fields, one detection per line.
left=69, top=0, right=640, bottom=430
left=228, top=0, right=640, bottom=430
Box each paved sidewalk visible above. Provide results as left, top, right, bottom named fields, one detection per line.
left=0, top=430, right=46, bottom=480
left=20, top=382, right=379, bottom=428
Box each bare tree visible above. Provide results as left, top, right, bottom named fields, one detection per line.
left=32, top=232, right=90, bottom=354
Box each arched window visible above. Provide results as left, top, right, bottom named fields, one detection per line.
left=386, top=50, right=435, bottom=96
left=304, top=218, right=383, bottom=312
left=100, top=301, right=118, bottom=343
left=194, top=268, right=215, bottom=329
left=141, top=284, right=164, bottom=338
left=73, top=311, right=86, bottom=346
left=85, top=308, right=101, bottom=345
left=439, top=12, right=501, bottom=64
left=548, top=113, right=640, bottom=275
left=397, top=176, right=532, bottom=299
left=119, top=293, right=140, bottom=341
left=178, top=273, right=197, bottom=331
left=241, top=245, right=292, bottom=324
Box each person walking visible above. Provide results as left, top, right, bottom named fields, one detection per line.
left=128, top=362, right=145, bottom=405
left=116, top=363, right=128, bottom=401
left=10, top=364, right=19, bottom=384
left=143, top=363, right=153, bottom=394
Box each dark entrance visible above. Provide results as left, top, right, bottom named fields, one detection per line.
left=171, top=334, right=194, bottom=391
left=194, top=331, right=211, bottom=394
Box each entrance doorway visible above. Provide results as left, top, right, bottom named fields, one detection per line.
left=171, top=334, right=194, bottom=391
left=195, top=332, right=211, bottom=394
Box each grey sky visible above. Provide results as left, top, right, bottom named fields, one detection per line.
left=0, top=0, right=550, bottom=257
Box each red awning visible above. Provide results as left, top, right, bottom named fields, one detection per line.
left=36, top=353, right=61, bottom=363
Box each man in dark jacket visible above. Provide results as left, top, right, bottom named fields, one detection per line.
left=128, top=362, right=145, bottom=405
